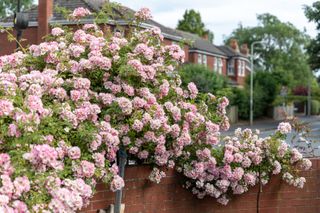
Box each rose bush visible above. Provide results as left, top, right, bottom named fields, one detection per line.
left=0, top=6, right=311, bottom=212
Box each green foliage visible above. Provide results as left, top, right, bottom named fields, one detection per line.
left=226, top=13, right=312, bottom=88
left=304, top=2, right=320, bottom=71
left=0, top=0, right=33, bottom=18
left=311, top=100, right=320, bottom=115
left=233, top=85, right=266, bottom=119
left=178, top=64, right=228, bottom=93
left=176, top=9, right=214, bottom=43
left=235, top=71, right=283, bottom=119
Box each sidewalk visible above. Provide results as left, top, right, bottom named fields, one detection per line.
left=225, top=115, right=320, bottom=133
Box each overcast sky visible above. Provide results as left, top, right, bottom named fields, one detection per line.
left=115, top=0, right=318, bottom=45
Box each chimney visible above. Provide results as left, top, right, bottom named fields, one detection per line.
left=240, top=44, right=249, bottom=56
left=38, top=0, right=53, bottom=43
left=229, top=39, right=239, bottom=52
left=202, top=31, right=209, bottom=40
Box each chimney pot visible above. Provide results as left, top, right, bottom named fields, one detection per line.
left=229, top=39, right=239, bottom=52
left=240, top=43, right=249, bottom=56
left=202, top=32, right=209, bottom=41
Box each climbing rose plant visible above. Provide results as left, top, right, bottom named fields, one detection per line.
left=0, top=7, right=312, bottom=212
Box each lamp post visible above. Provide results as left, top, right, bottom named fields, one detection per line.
left=250, top=41, right=264, bottom=126
left=14, top=0, right=29, bottom=49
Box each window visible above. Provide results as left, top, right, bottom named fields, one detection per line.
left=198, top=54, right=202, bottom=64
left=213, top=57, right=218, bottom=72
left=217, top=58, right=223, bottom=74
left=237, top=60, right=241, bottom=76
left=197, top=54, right=207, bottom=67
left=228, top=59, right=235, bottom=76
left=202, top=55, right=207, bottom=67
left=238, top=60, right=246, bottom=77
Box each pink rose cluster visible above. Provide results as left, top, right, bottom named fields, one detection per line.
left=23, top=144, right=63, bottom=172
left=134, top=7, right=152, bottom=20
left=277, top=122, right=292, bottom=134
left=181, top=126, right=312, bottom=205
left=149, top=168, right=166, bottom=184
left=70, top=7, right=91, bottom=19
left=47, top=178, right=93, bottom=212
left=0, top=154, right=30, bottom=212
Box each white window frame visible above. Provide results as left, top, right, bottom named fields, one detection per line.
left=202, top=55, right=207, bottom=67
left=238, top=60, right=246, bottom=77
left=197, top=54, right=207, bottom=67
left=213, top=57, right=218, bottom=72
left=227, top=59, right=235, bottom=76
left=198, top=54, right=202, bottom=64
left=217, top=58, right=223, bottom=74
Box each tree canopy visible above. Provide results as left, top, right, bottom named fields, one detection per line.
left=304, top=2, right=320, bottom=72
left=177, top=9, right=214, bottom=43
left=0, top=0, right=33, bottom=18
left=226, top=13, right=312, bottom=88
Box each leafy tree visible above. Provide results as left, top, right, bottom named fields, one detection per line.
left=304, top=2, right=320, bottom=72
left=177, top=9, right=214, bottom=43
left=0, top=0, right=33, bottom=18
left=235, top=71, right=281, bottom=119
left=226, top=13, right=312, bottom=88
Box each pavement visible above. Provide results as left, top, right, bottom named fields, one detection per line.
left=223, top=115, right=320, bottom=157
left=225, top=115, right=320, bottom=134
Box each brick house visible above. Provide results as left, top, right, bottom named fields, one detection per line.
left=0, top=0, right=250, bottom=87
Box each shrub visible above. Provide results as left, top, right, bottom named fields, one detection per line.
left=178, top=64, right=228, bottom=93
left=238, top=71, right=285, bottom=119
left=0, top=6, right=311, bottom=212
left=311, top=100, right=320, bottom=115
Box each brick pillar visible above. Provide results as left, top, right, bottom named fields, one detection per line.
left=37, top=0, right=53, bottom=43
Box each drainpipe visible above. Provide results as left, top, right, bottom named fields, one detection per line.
left=114, top=148, right=127, bottom=213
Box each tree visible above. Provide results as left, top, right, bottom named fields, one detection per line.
left=226, top=13, right=312, bottom=88
left=235, top=71, right=281, bottom=119
left=304, top=2, right=320, bottom=72
left=177, top=9, right=214, bottom=43
left=0, top=0, right=33, bottom=18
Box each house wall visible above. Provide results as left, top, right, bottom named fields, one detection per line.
left=163, top=39, right=172, bottom=45
left=183, top=44, right=189, bottom=62
left=236, top=59, right=247, bottom=86
left=188, top=52, right=197, bottom=64
left=221, top=58, right=227, bottom=76
left=207, top=55, right=214, bottom=70
left=0, top=27, right=38, bottom=56
left=80, top=158, right=320, bottom=213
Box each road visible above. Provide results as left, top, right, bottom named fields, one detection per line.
left=222, top=116, right=320, bottom=157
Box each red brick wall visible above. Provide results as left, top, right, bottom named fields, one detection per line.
left=188, top=53, right=197, bottom=64
left=221, top=58, right=227, bottom=76
left=234, top=59, right=246, bottom=86
left=207, top=55, right=214, bottom=70
left=163, top=39, right=172, bottom=45
left=0, top=27, right=38, bottom=56
left=183, top=45, right=189, bottom=62
left=80, top=158, right=320, bottom=213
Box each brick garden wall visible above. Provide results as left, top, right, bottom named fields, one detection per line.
left=81, top=158, right=320, bottom=213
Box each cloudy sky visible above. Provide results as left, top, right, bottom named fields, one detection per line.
left=115, top=0, right=317, bottom=45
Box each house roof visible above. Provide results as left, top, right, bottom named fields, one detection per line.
left=217, top=45, right=247, bottom=58
left=2, top=0, right=93, bottom=22
left=0, top=0, right=248, bottom=59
